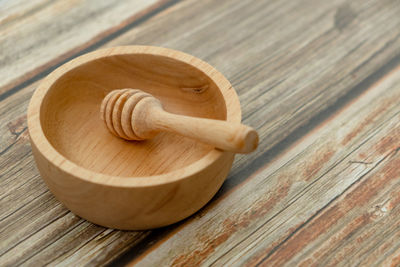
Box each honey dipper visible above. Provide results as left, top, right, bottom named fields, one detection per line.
left=100, top=89, right=258, bottom=153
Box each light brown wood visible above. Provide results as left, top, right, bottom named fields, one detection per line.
left=101, top=89, right=258, bottom=153
left=1, top=0, right=400, bottom=265
left=27, top=46, right=243, bottom=230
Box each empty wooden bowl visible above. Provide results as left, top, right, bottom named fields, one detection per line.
left=27, top=46, right=246, bottom=230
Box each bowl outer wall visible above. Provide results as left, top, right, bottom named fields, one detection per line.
left=27, top=46, right=242, bottom=229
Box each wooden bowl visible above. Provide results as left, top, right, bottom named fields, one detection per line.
left=27, top=46, right=241, bottom=230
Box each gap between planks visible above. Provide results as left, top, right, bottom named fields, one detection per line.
left=0, top=0, right=181, bottom=102
left=112, top=56, right=400, bottom=265
left=125, top=63, right=400, bottom=266
left=1, top=0, right=400, bottom=265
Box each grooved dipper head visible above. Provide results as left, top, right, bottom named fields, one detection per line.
left=100, top=89, right=154, bottom=140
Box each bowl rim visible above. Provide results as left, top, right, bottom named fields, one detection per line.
left=27, top=46, right=242, bottom=187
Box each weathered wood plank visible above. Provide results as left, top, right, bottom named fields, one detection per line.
left=104, top=0, right=400, bottom=185
left=0, top=0, right=399, bottom=265
left=0, top=0, right=173, bottom=98
left=0, top=85, right=154, bottom=266
left=130, top=65, right=400, bottom=267
left=257, top=146, right=400, bottom=266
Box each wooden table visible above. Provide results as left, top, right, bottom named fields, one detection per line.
left=1, top=0, right=400, bottom=266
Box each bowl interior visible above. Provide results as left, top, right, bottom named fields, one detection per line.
left=40, top=53, right=227, bottom=177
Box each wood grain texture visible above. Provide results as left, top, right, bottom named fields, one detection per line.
left=0, top=0, right=173, bottom=98
left=0, top=0, right=400, bottom=265
left=104, top=0, right=400, bottom=186
left=125, top=66, right=400, bottom=266
left=101, top=89, right=258, bottom=153
left=28, top=46, right=241, bottom=230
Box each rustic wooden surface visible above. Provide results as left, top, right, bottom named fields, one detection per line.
left=1, top=0, right=400, bottom=266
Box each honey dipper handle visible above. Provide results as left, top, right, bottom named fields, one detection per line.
left=157, top=112, right=258, bottom=153
left=132, top=98, right=258, bottom=154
